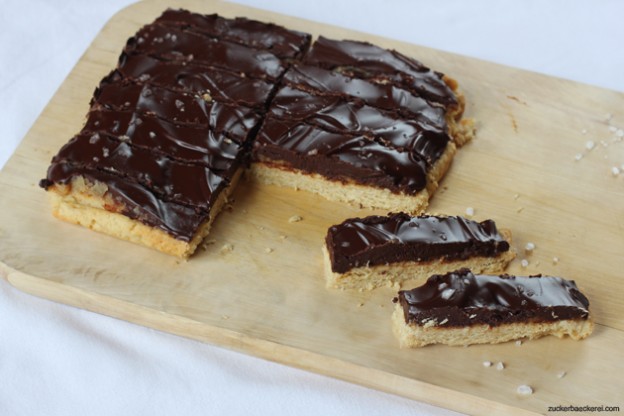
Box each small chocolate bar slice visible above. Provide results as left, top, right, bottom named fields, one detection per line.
left=323, top=213, right=515, bottom=290
left=392, top=269, right=594, bottom=347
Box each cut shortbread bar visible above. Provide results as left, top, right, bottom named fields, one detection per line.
left=393, top=269, right=594, bottom=348
left=252, top=37, right=473, bottom=213
left=46, top=169, right=241, bottom=258
left=40, top=9, right=311, bottom=257
left=252, top=118, right=456, bottom=214
left=323, top=214, right=515, bottom=290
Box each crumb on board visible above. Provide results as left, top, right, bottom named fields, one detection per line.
left=496, top=362, right=505, bottom=371
left=265, top=247, right=273, bottom=253
left=553, top=256, right=560, bottom=264
left=201, top=239, right=217, bottom=251
left=520, top=259, right=529, bottom=268
left=219, top=243, right=234, bottom=254
left=575, top=120, right=624, bottom=174
left=483, top=361, right=492, bottom=368
left=465, top=207, right=475, bottom=217
left=557, top=371, right=566, bottom=379
left=516, top=385, right=533, bottom=395
left=288, top=215, right=303, bottom=223
left=524, top=242, right=535, bottom=253
left=515, top=340, right=522, bottom=346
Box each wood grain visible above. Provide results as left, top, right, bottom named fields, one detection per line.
left=1, top=1, right=623, bottom=414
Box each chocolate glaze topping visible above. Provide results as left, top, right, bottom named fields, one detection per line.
left=269, top=86, right=450, bottom=165
left=48, top=134, right=232, bottom=210
left=82, top=111, right=245, bottom=166
left=395, top=269, right=591, bottom=327
left=154, top=9, right=311, bottom=59
left=92, top=75, right=261, bottom=134
left=304, top=36, right=457, bottom=107
left=326, top=214, right=510, bottom=273
left=254, top=118, right=428, bottom=194
left=126, top=24, right=285, bottom=80
left=283, top=65, right=446, bottom=121
left=116, top=55, right=273, bottom=108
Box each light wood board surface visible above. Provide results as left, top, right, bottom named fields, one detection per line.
left=1, top=1, right=623, bottom=414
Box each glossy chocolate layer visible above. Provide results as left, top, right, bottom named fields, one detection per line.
left=283, top=65, right=446, bottom=122
left=155, top=9, right=311, bottom=59
left=254, top=118, right=428, bottom=194
left=395, top=269, right=591, bottom=327
left=92, top=75, right=261, bottom=134
left=116, top=55, right=273, bottom=108
left=48, top=134, right=233, bottom=210
left=82, top=111, right=245, bottom=166
left=304, top=37, right=457, bottom=107
left=270, top=86, right=450, bottom=165
left=126, top=24, right=284, bottom=80
left=326, top=214, right=510, bottom=273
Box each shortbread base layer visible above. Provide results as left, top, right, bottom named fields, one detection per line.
left=250, top=140, right=456, bottom=214
left=46, top=169, right=241, bottom=258
left=323, top=229, right=515, bottom=290
left=392, top=304, right=594, bottom=347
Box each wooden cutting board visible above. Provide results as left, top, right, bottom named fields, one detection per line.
left=1, top=1, right=623, bottom=414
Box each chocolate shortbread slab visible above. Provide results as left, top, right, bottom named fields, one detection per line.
left=323, top=214, right=515, bottom=290
left=392, top=269, right=594, bottom=347
left=40, top=9, right=311, bottom=257
left=41, top=9, right=476, bottom=256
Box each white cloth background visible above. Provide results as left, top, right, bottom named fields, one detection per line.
left=1, top=1, right=622, bottom=415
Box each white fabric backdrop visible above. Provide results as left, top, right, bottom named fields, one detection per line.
left=1, top=1, right=622, bottom=415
